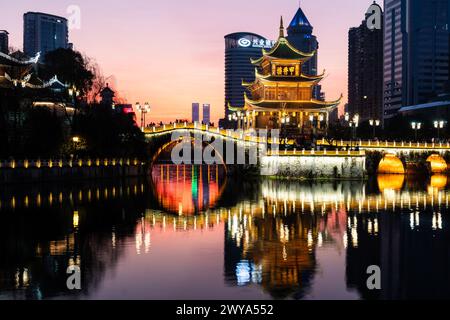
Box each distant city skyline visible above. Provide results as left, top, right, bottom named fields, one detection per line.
left=1, top=0, right=379, bottom=123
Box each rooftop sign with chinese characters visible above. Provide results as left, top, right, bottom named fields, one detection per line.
left=238, top=37, right=276, bottom=49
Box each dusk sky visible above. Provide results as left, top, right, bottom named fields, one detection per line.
left=2, top=0, right=380, bottom=123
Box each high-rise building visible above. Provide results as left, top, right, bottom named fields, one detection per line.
left=0, top=30, right=9, bottom=54
left=202, top=104, right=211, bottom=125
left=224, top=33, right=275, bottom=119
left=287, top=6, right=322, bottom=100
left=192, top=103, right=200, bottom=123
left=348, top=3, right=384, bottom=123
left=287, top=6, right=318, bottom=76
left=383, top=0, right=450, bottom=120
left=23, top=12, right=69, bottom=58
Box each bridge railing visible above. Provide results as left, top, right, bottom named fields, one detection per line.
left=144, top=122, right=296, bottom=145
left=318, top=139, right=450, bottom=150
left=0, top=158, right=145, bottom=169
left=266, top=149, right=365, bottom=157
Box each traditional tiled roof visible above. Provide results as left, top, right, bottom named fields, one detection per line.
left=251, top=38, right=315, bottom=65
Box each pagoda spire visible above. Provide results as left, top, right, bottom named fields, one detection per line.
left=279, top=16, right=285, bottom=38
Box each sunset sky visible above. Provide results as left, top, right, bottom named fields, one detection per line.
left=2, top=0, right=380, bottom=123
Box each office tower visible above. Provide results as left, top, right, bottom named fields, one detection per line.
left=23, top=12, right=69, bottom=58
left=0, top=30, right=9, bottom=54
left=192, top=103, right=200, bottom=123
left=287, top=6, right=322, bottom=99
left=287, top=6, right=319, bottom=75
left=348, top=2, right=384, bottom=123
left=202, top=104, right=211, bottom=125
left=224, top=33, right=275, bottom=118
left=383, top=0, right=450, bottom=120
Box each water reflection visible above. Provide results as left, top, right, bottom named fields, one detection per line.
left=150, top=164, right=226, bottom=215
left=0, top=169, right=449, bottom=300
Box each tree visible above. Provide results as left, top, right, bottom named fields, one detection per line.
left=72, top=105, right=147, bottom=159
left=84, top=55, right=106, bottom=104
left=22, top=108, right=65, bottom=157
left=40, top=48, right=94, bottom=99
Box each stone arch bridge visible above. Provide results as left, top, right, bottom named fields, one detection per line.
left=143, top=124, right=450, bottom=177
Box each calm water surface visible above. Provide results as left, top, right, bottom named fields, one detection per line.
left=0, top=165, right=449, bottom=300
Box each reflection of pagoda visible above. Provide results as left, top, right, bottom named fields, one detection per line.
left=229, top=18, right=341, bottom=140
left=225, top=210, right=319, bottom=299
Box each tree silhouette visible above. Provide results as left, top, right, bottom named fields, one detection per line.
left=39, top=48, right=94, bottom=99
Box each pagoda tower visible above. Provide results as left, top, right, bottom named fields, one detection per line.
left=229, top=17, right=341, bottom=140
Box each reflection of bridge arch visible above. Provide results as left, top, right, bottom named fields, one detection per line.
left=378, top=154, right=405, bottom=174
left=426, top=154, right=448, bottom=173
left=377, top=174, right=405, bottom=192
left=149, top=164, right=228, bottom=215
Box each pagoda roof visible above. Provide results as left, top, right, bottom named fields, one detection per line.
left=243, top=69, right=325, bottom=86
left=251, top=37, right=315, bottom=65
left=233, top=94, right=342, bottom=112
left=101, top=84, right=115, bottom=95
left=0, top=52, right=40, bottom=67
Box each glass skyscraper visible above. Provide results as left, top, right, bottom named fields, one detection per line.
left=23, top=12, right=69, bottom=58
left=224, top=32, right=275, bottom=118
left=383, top=0, right=450, bottom=120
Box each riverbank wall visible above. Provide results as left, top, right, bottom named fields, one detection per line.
left=0, top=158, right=147, bottom=184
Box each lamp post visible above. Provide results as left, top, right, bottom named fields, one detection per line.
left=346, top=114, right=359, bottom=148
left=369, top=119, right=381, bottom=139
left=434, top=120, right=446, bottom=141
left=136, top=102, right=150, bottom=131
left=411, top=122, right=422, bottom=141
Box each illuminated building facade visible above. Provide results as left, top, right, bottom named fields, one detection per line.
left=230, top=18, right=341, bottom=139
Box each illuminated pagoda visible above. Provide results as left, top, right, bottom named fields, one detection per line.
left=229, top=17, right=342, bottom=140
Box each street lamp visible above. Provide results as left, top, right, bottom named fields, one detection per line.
left=136, top=102, right=150, bottom=130
left=411, top=122, right=422, bottom=141
left=369, top=119, right=381, bottom=139
left=434, top=120, right=446, bottom=141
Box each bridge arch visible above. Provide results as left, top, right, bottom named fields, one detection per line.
left=377, top=154, right=405, bottom=174
left=426, top=154, right=447, bottom=173
left=150, top=136, right=228, bottom=172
